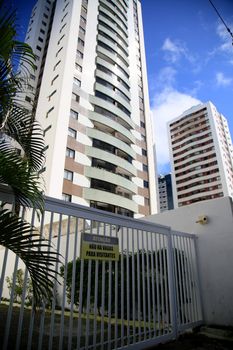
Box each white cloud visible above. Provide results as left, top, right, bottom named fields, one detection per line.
left=216, top=22, right=233, bottom=54
left=161, top=37, right=196, bottom=64
left=151, top=88, right=201, bottom=173
left=216, top=72, right=232, bottom=87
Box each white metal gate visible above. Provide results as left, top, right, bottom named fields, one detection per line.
left=0, top=194, right=203, bottom=349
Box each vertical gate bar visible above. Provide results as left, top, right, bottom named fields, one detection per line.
left=107, top=224, right=113, bottom=350
left=181, top=236, right=191, bottom=323
left=193, top=236, right=204, bottom=321
left=184, top=237, right=194, bottom=323
left=178, top=236, right=188, bottom=325
left=172, top=235, right=180, bottom=327
left=136, top=228, right=141, bottom=342
left=76, top=219, right=85, bottom=350
left=126, top=227, right=130, bottom=345
left=85, top=255, right=92, bottom=349
left=67, top=217, right=79, bottom=350
left=154, top=233, right=160, bottom=336
left=93, top=221, right=100, bottom=349
left=150, top=232, right=156, bottom=337
left=16, top=208, right=42, bottom=350
left=114, top=225, right=119, bottom=349
left=175, top=235, right=184, bottom=326
left=59, top=215, right=71, bottom=350
left=0, top=249, right=8, bottom=300
left=49, top=213, right=62, bottom=350
left=145, top=231, right=151, bottom=339
left=187, top=237, right=198, bottom=321
left=131, top=229, right=136, bottom=344
left=120, top=227, right=124, bottom=347
left=166, top=231, right=178, bottom=339
left=38, top=211, right=54, bottom=350
left=100, top=223, right=106, bottom=350
left=3, top=208, right=26, bottom=350
left=162, top=234, right=169, bottom=334
left=158, top=234, right=165, bottom=335
left=141, top=230, right=147, bottom=340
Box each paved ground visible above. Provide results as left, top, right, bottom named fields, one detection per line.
left=149, top=332, right=233, bottom=350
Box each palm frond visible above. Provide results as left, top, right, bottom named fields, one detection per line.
left=0, top=208, right=61, bottom=307
left=0, top=144, right=44, bottom=212
left=3, top=104, right=45, bottom=170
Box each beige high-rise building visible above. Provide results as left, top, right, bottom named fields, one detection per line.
left=23, top=0, right=157, bottom=217
left=168, top=101, right=233, bottom=208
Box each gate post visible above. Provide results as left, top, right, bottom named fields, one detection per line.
left=167, top=229, right=178, bottom=339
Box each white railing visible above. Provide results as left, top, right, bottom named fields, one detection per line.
left=0, top=190, right=203, bottom=349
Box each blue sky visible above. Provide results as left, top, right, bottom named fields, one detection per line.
left=14, top=0, right=233, bottom=173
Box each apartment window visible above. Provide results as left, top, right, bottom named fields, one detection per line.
left=25, top=96, right=31, bottom=103
left=60, top=23, right=67, bottom=33
left=62, top=193, right=72, bottom=202
left=48, top=90, right=56, bottom=100
left=77, top=50, right=83, bottom=58
left=80, top=15, right=86, bottom=24
left=43, top=125, right=52, bottom=135
left=64, top=169, right=73, bottom=181
left=35, top=54, right=40, bottom=60
left=43, top=13, right=49, bottom=19
left=42, top=20, right=47, bottom=26
left=53, top=60, right=61, bottom=71
left=143, top=180, right=149, bottom=188
left=72, top=92, right=79, bottom=102
left=38, top=36, right=43, bottom=42
left=30, top=74, right=35, bottom=80
left=46, top=0, right=51, bottom=4
left=68, top=127, right=76, bottom=138
left=66, top=148, right=75, bottom=159
left=81, top=5, right=87, bottom=13
left=70, top=109, right=78, bottom=120
left=61, top=12, right=68, bottom=22
left=142, top=148, right=147, bottom=157
left=56, top=47, right=63, bottom=57
left=79, top=26, right=85, bottom=34
left=51, top=74, right=59, bottom=85
left=46, top=106, right=54, bottom=117
left=140, top=121, right=145, bottom=128
left=143, top=164, right=148, bottom=172
left=75, top=63, right=82, bottom=72
left=78, top=38, right=84, bottom=46
left=73, top=77, right=81, bottom=87
left=36, top=45, right=42, bottom=51
left=58, top=34, right=65, bottom=45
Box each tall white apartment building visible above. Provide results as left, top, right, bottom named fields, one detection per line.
left=23, top=0, right=157, bottom=217
left=168, top=101, right=233, bottom=208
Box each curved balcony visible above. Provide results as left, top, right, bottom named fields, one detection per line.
left=84, top=188, right=138, bottom=213
left=98, top=14, right=128, bottom=44
left=99, top=6, right=128, bottom=37
left=100, top=0, right=127, bottom=23
left=98, top=24, right=128, bottom=53
left=97, top=46, right=129, bottom=76
left=95, top=69, right=130, bottom=99
left=89, top=95, right=134, bottom=129
left=95, top=82, right=131, bottom=112
left=96, top=57, right=130, bottom=87
left=88, top=110, right=135, bottom=143
left=97, top=34, right=129, bottom=65
left=85, top=167, right=137, bottom=194
left=87, top=128, right=135, bottom=158
left=86, top=146, right=137, bottom=176
left=99, top=0, right=128, bottom=29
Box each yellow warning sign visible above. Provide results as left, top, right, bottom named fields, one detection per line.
left=81, top=233, right=119, bottom=261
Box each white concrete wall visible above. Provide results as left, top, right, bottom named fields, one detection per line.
left=145, top=196, right=233, bottom=326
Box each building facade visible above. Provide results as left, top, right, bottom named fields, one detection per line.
left=168, top=101, right=233, bottom=208
left=158, top=174, right=174, bottom=212
left=23, top=0, right=157, bottom=217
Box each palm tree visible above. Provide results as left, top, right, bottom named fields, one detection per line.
left=0, top=0, right=60, bottom=307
